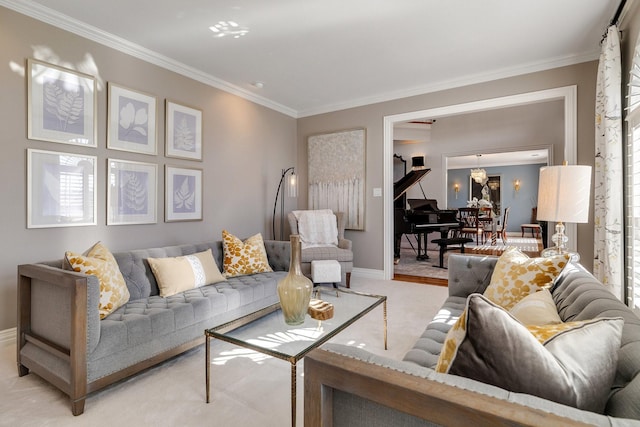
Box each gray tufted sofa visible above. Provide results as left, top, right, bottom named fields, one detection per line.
left=305, top=254, right=640, bottom=426
left=17, top=239, right=290, bottom=416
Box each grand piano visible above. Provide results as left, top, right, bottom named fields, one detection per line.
left=394, top=169, right=460, bottom=260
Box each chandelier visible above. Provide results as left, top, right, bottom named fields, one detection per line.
left=470, top=154, right=488, bottom=185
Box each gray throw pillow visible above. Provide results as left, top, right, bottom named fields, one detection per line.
left=446, top=293, right=623, bottom=413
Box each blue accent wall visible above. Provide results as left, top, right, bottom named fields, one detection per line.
left=447, top=163, right=546, bottom=232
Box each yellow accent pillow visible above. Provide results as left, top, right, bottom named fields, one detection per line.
left=65, top=242, right=130, bottom=319
left=435, top=310, right=466, bottom=373
left=147, top=249, right=226, bottom=297
left=483, top=247, right=570, bottom=310
left=222, top=230, right=273, bottom=278
left=508, top=289, right=562, bottom=326
left=527, top=320, right=596, bottom=343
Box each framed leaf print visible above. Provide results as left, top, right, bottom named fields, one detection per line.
left=107, top=159, right=157, bottom=225
left=27, top=148, right=97, bottom=228
left=165, top=165, right=202, bottom=222
left=107, top=83, right=157, bottom=155
left=27, top=59, right=97, bottom=147
left=165, top=100, right=202, bottom=160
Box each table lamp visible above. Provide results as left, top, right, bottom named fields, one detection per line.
left=536, top=163, right=591, bottom=260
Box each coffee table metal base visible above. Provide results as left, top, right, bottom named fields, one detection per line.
left=205, top=289, right=387, bottom=427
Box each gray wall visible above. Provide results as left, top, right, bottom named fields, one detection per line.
left=297, top=61, right=598, bottom=274
left=447, top=164, right=546, bottom=232
left=0, top=8, right=297, bottom=330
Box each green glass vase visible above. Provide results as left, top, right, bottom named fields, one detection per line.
left=277, top=235, right=313, bottom=325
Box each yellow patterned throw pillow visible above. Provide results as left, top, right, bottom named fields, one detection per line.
left=483, top=247, right=570, bottom=310
left=65, top=242, right=130, bottom=319
left=435, top=310, right=466, bottom=373
left=222, top=230, right=273, bottom=278
left=148, top=249, right=226, bottom=297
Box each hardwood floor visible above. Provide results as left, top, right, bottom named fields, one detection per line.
left=393, top=273, right=448, bottom=287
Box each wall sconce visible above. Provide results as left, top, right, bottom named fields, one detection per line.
left=454, top=183, right=460, bottom=199
left=514, top=179, right=521, bottom=192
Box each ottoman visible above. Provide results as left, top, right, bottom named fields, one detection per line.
left=311, top=260, right=341, bottom=293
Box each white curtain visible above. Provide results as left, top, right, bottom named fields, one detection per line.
left=594, top=25, right=623, bottom=300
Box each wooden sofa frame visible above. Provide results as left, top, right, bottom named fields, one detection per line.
left=304, top=348, right=594, bottom=427
left=17, top=264, right=208, bottom=415
left=16, top=263, right=278, bottom=415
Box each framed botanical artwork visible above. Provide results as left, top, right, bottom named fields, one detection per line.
left=165, top=100, right=202, bottom=160
left=27, top=148, right=97, bottom=228
left=107, top=83, right=157, bottom=155
left=165, top=165, right=202, bottom=222
left=107, top=159, right=157, bottom=225
left=27, top=58, right=97, bottom=147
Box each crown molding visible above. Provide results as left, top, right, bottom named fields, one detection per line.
left=297, top=50, right=599, bottom=118
left=0, top=0, right=298, bottom=118
left=2, top=0, right=600, bottom=119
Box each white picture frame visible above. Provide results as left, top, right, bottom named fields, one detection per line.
left=107, top=83, right=157, bottom=155
left=27, top=58, right=97, bottom=147
left=27, top=148, right=97, bottom=228
left=165, top=165, right=202, bottom=222
left=107, top=159, right=157, bottom=225
left=165, top=100, right=202, bottom=160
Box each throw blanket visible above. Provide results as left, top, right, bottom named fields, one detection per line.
left=292, top=209, right=339, bottom=249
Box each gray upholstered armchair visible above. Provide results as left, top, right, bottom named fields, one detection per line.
left=288, top=210, right=353, bottom=287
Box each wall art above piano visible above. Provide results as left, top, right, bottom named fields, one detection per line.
left=307, top=128, right=366, bottom=230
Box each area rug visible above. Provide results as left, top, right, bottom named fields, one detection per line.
left=0, top=277, right=448, bottom=427
left=394, top=246, right=455, bottom=280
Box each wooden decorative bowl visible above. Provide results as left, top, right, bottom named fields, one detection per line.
left=308, top=298, right=334, bottom=320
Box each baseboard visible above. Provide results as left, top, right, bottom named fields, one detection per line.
left=0, top=328, right=16, bottom=347
left=351, top=267, right=384, bottom=281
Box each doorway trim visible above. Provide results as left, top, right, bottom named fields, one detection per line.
left=382, top=85, right=577, bottom=280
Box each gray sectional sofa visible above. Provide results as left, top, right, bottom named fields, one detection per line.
left=17, top=239, right=290, bottom=415
left=305, top=254, right=640, bottom=426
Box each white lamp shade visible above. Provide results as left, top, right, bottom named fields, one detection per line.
left=537, top=165, right=592, bottom=223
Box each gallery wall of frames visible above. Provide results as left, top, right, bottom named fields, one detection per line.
left=25, top=58, right=203, bottom=228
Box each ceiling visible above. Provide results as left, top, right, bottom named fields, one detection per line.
left=446, top=150, right=549, bottom=169
left=3, top=0, right=621, bottom=118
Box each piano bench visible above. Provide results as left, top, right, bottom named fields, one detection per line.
left=431, top=237, right=474, bottom=269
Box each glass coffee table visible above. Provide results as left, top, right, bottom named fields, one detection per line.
left=205, top=287, right=387, bottom=427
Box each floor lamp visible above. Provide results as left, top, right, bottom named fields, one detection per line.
left=272, top=167, right=297, bottom=241
left=537, top=162, right=591, bottom=261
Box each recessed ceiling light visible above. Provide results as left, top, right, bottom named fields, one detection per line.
left=252, top=81, right=264, bottom=89
left=209, top=21, right=249, bottom=38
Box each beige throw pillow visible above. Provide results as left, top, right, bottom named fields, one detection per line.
left=65, top=242, right=130, bottom=319
left=147, top=249, right=226, bottom=297
left=222, top=230, right=273, bottom=277
left=508, top=289, right=562, bottom=326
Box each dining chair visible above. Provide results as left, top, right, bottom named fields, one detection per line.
left=457, top=207, right=483, bottom=245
